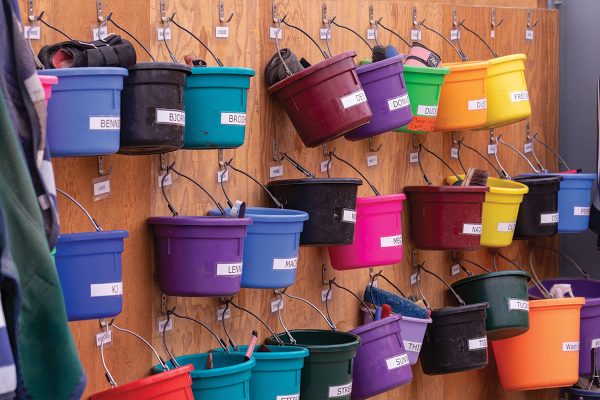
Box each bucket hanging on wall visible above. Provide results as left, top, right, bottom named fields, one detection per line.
left=513, top=175, right=562, bottom=239
left=39, top=67, right=128, bottom=157
left=556, top=173, right=596, bottom=233
left=38, top=74, right=58, bottom=106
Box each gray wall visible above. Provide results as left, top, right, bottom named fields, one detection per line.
left=558, top=0, right=600, bottom=278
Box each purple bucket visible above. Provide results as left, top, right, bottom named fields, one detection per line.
left=148, top=216, right=252, bottom=296
left=344, top=56, right=412, bottom=141
left=529, top=278, right=600, bottom=376
left=361, top=308, right=431, bottom=365
left=350, top=314, right=413, bottom=400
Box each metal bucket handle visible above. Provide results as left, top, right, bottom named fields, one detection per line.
left=530, top=131, right=571, bottom=172
left=369, top=270, right=407, bottom=299
left=220, top=158, right=284, bottom=209
left=493, top=250, right=553, bottom=299
left=457, top=256, right=492, bottom=275
left=273, top=148, right=316, bottom=178
left=328, top=16, right=373, bottom=52
left=456, top=20, right=498, bottom=58
left=326, top=150, right=380, bottom=196
left=417, top=141, right=463, bottom=186
left=105, top=12, right=157, bottom=62
left=494, top=133, right=541, bottom=178
left=531, top=244, right=590, bottom=280
left=419, top=19, right=467, bottom=62
left=226, top=298, right=286, bottom=346
left=281, top=16, right=329, bottom=60
left=374, top=18, right=410, bottom=49
left=457, top=137, right=508, bottom=179
left=169, top=12, right=224, bottom=66
left=325, top=278, right=376, bottom=323
left=56, top=188, right=102, bottom=231
left=416, top=263, right=466, bottom=310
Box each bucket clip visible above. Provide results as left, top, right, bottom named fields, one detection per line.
left=325, top=278, right=376, bottom=323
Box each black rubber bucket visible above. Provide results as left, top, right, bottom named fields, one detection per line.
left=266, top=178, right=362, bottom=246
left=420, top=302, right=489, bottom=375
left=513, top=175, right=562, bottom=239
left=119, top=62, right=191, bottom=155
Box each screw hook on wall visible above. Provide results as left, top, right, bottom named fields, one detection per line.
left=97, top=156, right=112, bottom=176
left=219, top=0, right=234, bottom=23
left=368, top=137, right=382, bottom=153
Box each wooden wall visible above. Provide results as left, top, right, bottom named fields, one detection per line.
left=19, top=0, right=560, bottom=399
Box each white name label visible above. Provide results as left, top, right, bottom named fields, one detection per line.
left=90, top=282, right=123, bottom=297
left=320, top=159, right=332, bottom=173
left=562, top=341, right=580, bottom=352
left=524, top=142, right=533, bottom=153
left=404, top=340, right=422, bottom=352
left=342, top=209, right=356, bottom=223
left=488, top=143, right=497, bottom=155
left=271, top=298, right=284, bottom=313
left=411, top=29, right=422, bottom=41
left=156, top=109, right=185, bottom=126
left=451, top=264, right=461, bottom=276
left=387, top=94, right=410, bottom=111
left=409, top=152, right=419, bottom=163
left=277, top=395, right=300, bottom=400
left=367, top=154, right=378, bottom=167
left=273, top=257, right=298, bottom=270
left=216, top=262, right=242, bottom=276
left=468, top=337, right=488, bottom=351
left=321, top=288, right=333, bottom=302
left=508, top=299, right=529, bottom=311
left=366, top=29, right=376, bottom=40
left=328, top=382, right=352, bottom=398
left=96, top=330, right=112, bottom=347
left=540, top=212, right=559, bottom=224
left=319, top=28, right=331, bottom=40
left=450, top=147, right=459, bottom=159
left=24, top=25, right=41, bottom=40
left=525, top=29, right=534, bottom=41
left=417, top=105, right=438, bottom=116
left=340, top=90, right=367, bottom=109
left=497, top=222, right=516, bottom=232
left=93, top=179, right=111, bottom=197
left=450, top=29, right=460, bottom=41
left=92, top=25, right=108, bottom=41
left=270, top=165, right=284, bottom=178
left=511, top=91, right=529, bottom=103
left=574, top=206, right=590, bottom=216
left=158, top=318, right=173, bottom=333
left=215, top=26, right=229, bottom=38
left=217, top=306, right=231, bottom=321
left=385, top=354, right=410, bottom=370
left=468, top=99, right=487, bottom=110
left=591, top=338, right=600, bottom=349
left=269, top=26, right=283, bottom=39
left=158, top=173, right=172, bottom=188
left=410, top=273, right=419, bottom=286
left=89, top=116, right=120, bottom=130
left=221, top=112, right=246, bottom=126
left=462, top=223, right=482, bottom=235
left=157, top=27, right=172, bottom=41
left=380, top=235, right=402, bottom=248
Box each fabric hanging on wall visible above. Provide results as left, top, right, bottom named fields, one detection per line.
left=590, top=78, right=600, bottom=249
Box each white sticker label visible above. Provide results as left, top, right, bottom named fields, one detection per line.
left=366, top=29, right=376, bottom=40
left=540, top=212, right=559, bottom=224
left=215, top=26, right=229, bottom=38
left=491, top=30, right=496, bottom=39
left=220, top=112, right=246, bottom=126
left=410, top=273, right=419, bottom=286
left=320, top=159, right=332, bottom=173
left=562, top=341, right=580, bottom=352
left=468, top=337, right=488, bottom=351
left=321, top=289, right=333, bottom=302
left=525, top=29, right=534, bottom=41
left=380, top=235, right=402, bottom=248
left=342, top=209, right=357, bottom=223
left=462, top=223, right=482, bottom=235
left=216, top=262, right=242, bottom=276
left=91, top=282, right=123, bottom=297
left=92, top=25, right=109, bottom=41
left=217, top=169, right=229, bottom=183
left=340, top=90, right=367, bottom=109
left=273, top=257, right=298, bottom=270
left=508, top=299, right=530, bottom=312
left=497, top=222, right=516, bottom=232
left=320, top=28, right=332, bottom=40
left=24, top=25, right=41, bottom=40
left=524, top=142, right=533, bottom=154
left=93, top=178, right=111, bottom=197
left=451, top=264, right=461, bottom=276
left=367, top=154, right=378, bottom=167
left=387, top=94, right=410, bottom=111
left=468, top=99, right=487, bottom=110
left=404, top=340, right=422, bottom=352
left=217, top=306, right=231, bottom=321
left=157, top=27, right=172, bottom=40
left=277, top=395, right=300, bottom=400
left=411, top=29, right=421, bottom=41
left=89, top=116, right=120, bottom=130
left=328, top=382, right=352, bottom=398
left=270, top=165, right=284, bottom=178
left=271, top=298, right=284, bottom=313
left=450, top=147, right=459, bottom=159
left=409, top=152, right=419, bottom=163
left=270, top=26, right=283, bottom=39
left=158, top=173, right=172, bottom=187
left=574, top=206, right=590, bottom=216
left=416, top=105, right=438, bottom=116
left=488, top=143, right=497, bottom=155
left=591, top=338, right=600, bottom=349
left=156, top=109, right=185, bottom=126
left=450, top=29, right=460, bottom=40
left=511, top=91, right=529, bottom=103
left=385, top=353, right=410, bottom=370
left=96, top=330, right=112, bottom=347
left=158, top=318, right=173, bottom=333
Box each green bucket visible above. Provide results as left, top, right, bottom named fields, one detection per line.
left=267, top=329, right=360, bottom=400
left=451, top=270, right=531, bottom=340
left=395, top=65, right=449, bottom=134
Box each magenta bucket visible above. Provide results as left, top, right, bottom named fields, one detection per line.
left=349, top=314, right=413, bottom=399
left=345, top=56, right=412, bottom=141
left=148, top=216, right=251, bottom=296
left=328, top=194, right=405, bottom=270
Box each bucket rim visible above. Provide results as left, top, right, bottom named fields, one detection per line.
left=58, top=230, right=129, bottom=242
left=400, top=315, right=432, bottom=324
left=210, top=207, right=309, bottom=222
left=404, top=185, right=489, bottom=194
left=350, top=314, right=401, bottom=335
left=128, top=62, right=192, bottom=74
left=451, top=270, right=531, bottom=289
left=189, top=66, right=255, bottom=76
left=528, top=277, right=600, bottom=301
left=556, top=172, right=597, bottom=180
left=441, top=60, right=489, bottom=72
left=356, top=55, right=405, bottom=74
left=431, top=302, right=489, bottom=317
left=513, top=175, right=563, bottom=186
left=148, top=215, right=252, bottom=226
left=38, top=74, right=58, bottom=84
left=529, top=297, right=586, bottom=309
left=487, top=53, right=526, bottom=65
left=214, top=345, right=310, bottom=360
left=267, top=177, right=363, bottom=187
left=38, top=66, right=128, bottom=77
left=269, top=329, right=361, bottom=352
left=403, top=64, right=450, bottom=75
left=446, top=175, right=529, bottom=195
left=172, top=353, right=255, bottom=378
left=357, top=193, right=406, bottom=205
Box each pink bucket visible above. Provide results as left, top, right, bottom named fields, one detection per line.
left=38, top=74, right=58, bottom=106
left=328, top=194, right=405, bottom=270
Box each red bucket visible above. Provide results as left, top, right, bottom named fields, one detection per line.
left=90, top=365, right=194, bottom=400
left=404, top=186, right=488, bottom=251
left=268, top=51, right=372, bottom=147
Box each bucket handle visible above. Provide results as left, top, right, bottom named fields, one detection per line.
left=493, top=250, right=553, bottom=299
left=369, top=270, right=407, bottom=298
left=273, top=148, right=316, bottom=178
left=279, top=288, right=337, bottom=332
left=220, top=301, right=240, bottom=351
left=417, top=142, right=463, bottom=186
left=220, top=158, right=284, bottom=209
left=374, top=18, right=410, bottom=49
left=225, top=299, right=286, bottom=346
left=99, top=319, right=169, bottom=387
left=280, top=16, right=329, bottom=60
left=457, top=138, right=508, bottom=179
left=169, top=12, right=224, bottom=66
left=325, top=278, right=376, bottom=323
left=494, top=134, right=541, bottom=179
left=456, top=20, right=498, bottom=58
left=457, top=256, right=492, bottom=274
left=528, top=249, right=554, bottom=299
left=419, top=20, right=467, bottom=62
left=416, top=263, right=466, bottom=310
left=106, top=12, right=157, bottom=62
left=530, top=131, right=571, bottom=172
left=328, top=17, right=373, bottom=52
left=326, top=151, right=379, bottom=196
left=56, top=188, right=103, bottom=231
left=161, top=164, right=226, bottom=216
left=531, top=244, right=590, bottom=280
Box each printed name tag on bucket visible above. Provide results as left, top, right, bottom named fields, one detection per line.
left=540, top=212, right=559, bottom=224
left=380, top=235, right=402, bottom=248
left=462, top=223, right=482, bottom=235
left=156, top=109, right=185, bottom=126
left=89, top=116, right=120, bottom=130
left=510, top=91, right=529, bottom=103
left=328, top=382, right=352, bottom=398
left=91, top=282, right=123, bottom=297
left=387, top=94, right=410, bottom=111
left=468, top=337, right=488, bottom=351
left=403, top=340, right=422, bottom=352
left=591, top=338, right=600, bottom=349
left=508, top=299, right=529, bottom=311
left=273, top=257, right=298, bottom=270
left=216, top=262, right=242, bottom=276
left=497, top=222, right=516, bottom=232
left=468, top=99, right=487, bottom=110
left=574, top=206, right=590, bottom=216
left=340, top=90, right=367, bottom=109
left=562, top=341, right=579, bottom=352
left=277, top=395, right=300, bottom=400
left=385, top=354, right=410, bottom=370
left=417, top=105, right=438, bottom=116
left=221, top=112, right=246, bottom=126
left=342, top=209, right=357, bottom=223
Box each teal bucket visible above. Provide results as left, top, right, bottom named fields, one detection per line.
left=183, top=66, right=255, bottom=149
left=153, top=352, right=254, bottom=400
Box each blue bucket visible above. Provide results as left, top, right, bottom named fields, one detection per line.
left=39, top=67, right=128, bottom=157
left=183, top=67, right=255, bottom=149
left=54, top=230, right=128, bottom=321
left=208, top=207, right=308, bottom=288
left=154, top=353, right=255, bottom=400
left=557, top=173, right=596, bottom=233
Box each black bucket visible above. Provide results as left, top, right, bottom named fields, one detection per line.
left=420, top=302, right=489, bottom=375
left=513, top=175, right=562, bottom=239
left=266, top=178, right=362, bottom=246
left=119, top=62, right=191, bottom=155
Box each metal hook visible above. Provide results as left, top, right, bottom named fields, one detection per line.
left=272, top=2, right=279, bottom=23
left=160, top=0, right=168, bottom=22
left=220, top=300, right=239, bottom=351
left=96, top=0, right=104, bottom=22
left=412, top=6, right=418, bottom=27
left=97, top=156, right=112, bottom=177
left=321, top=3, right=328, bottom=25
left=159, top=153, right=171, bottom=171
left=452, top=8, right=458, bottom=28
left=368, top=4, right=375, bottom=26
left=489, top=130, right=511, bottom=179
left=527, top=10, right=539, bottom=29
left=525, top=123, right=547, bottom=173
left=28, top=0, right=35, bottom=21
left=368, top=137, right=382, bottom=153
left=491, top=8, right=504, bottom=30
left=272, top=140, right=284, bottom=162
left=219, top=0, right=234, bottom=23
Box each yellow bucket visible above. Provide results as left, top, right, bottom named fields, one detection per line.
left=446, top=176, right=529, bottom=247
left=435, top=61, right=489, bottom=132
left=483, top=54, right=531, bottom=129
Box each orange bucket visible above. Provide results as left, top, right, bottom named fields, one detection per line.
left=492, top=297, right=585, bottom=391
left=435, top=61, right=489, bottom=131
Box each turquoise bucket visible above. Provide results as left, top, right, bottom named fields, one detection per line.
left=153, top=353, right=254, bottom=400
left=183, top=66, right=255, bottom=149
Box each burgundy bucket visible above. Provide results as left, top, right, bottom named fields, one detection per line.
left=268, top=51, right=372, bottom=147
left=344, top=56, right=412, bottom=141
left=148, top=216, right=251, bottom=296
left=404, top=186, right=488, bottom=251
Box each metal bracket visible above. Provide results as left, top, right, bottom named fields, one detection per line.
left=411, top=249, right=419, bottom=269
left=28, top=0, right=35, bottom=21
left=159, top=153, right=170, bottom=171
left=527, top=10, right=539, bottom=29
left=219, top=0, right=234, bottom=23
left=272, top=2, right=279, bottom=23
left=96, top=0, right=104, bottom=22
left=412, top=6, right=418, bottom=27
left=160, top=0, right=168, bottom=22
left=218, top=149, right=224, bottom=167
left=368, top=4, right=375, bottom=26
left=322, top=3, right=327, bottom=25
left=452, top=8, right=458, bottom=27
left=452, top=131, right=459, bottom=145
left=369, top=267, right=375, bottom=277
left=368, top=137, right=382, bottom=153
left=322, top=264, right=328, bottom=285
left=161, top=293, right=168, bottom=315
left=526, top=121, right=532, bottom=141
left=322, top=143, right=335, bottom=157
left=489, top=128, right=496, bottom=144
left=411, top=134, right=420, bottom=149
left=97, top=156, right=112, bottom=176
left=272, top=140, right=283, bottom=161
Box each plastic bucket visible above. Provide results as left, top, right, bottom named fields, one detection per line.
left=396, top=64, right=450, bottom=134
left=39, top=67, right=128, bottom=157
left=268, top=51, right=372, bottom=147
left=557, top=173, right=596, bottom=233
left=183, top=66, right=255, bottom=149
left=267, top=330, right=360, bottom=400
left=435, top=61, right=489, bottom=131
left=266, top=178, right=362, bottom=246
left=451, top=271, right=531, bottom=340
left=492, top=297, right=585, bottom=391
left=529, top=278, right=600, bottom=376
left=153, top=353, right=255, bottom=400
left=119, top=62, right=191, bottom=155
left=54, top=230, right=128, bottom=321
left=350, top=315, right=413, bottom=399
left=38, top=74, right=58, bottom=106
left=208, top=207, right=308, bottom=289
left=148, top=216, right=251, bottom=296
left=404, top=186, right=488, bottom=250
left=483, top=54, right=531, bottom=129
left=90, top=364, right=194, bottom=400
left=566, top=387, right=600, bottom=399
left=513, top=175, right=562, bottom=239
left=344, top=56, right=412, bottom=140
left=328, top=194, right=405, bottom=270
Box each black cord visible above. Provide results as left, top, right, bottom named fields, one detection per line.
left=330, top=17, right=373, bottom=51
left=459, top=141, right=505, bottom=178
left=281, top=16, right=328, bottom=60
left=376, top=20, right=410, bottom=48
left=419, top=143, right=462, bottom=184
left=420, top=20, right=466, bottom=61
left=106, top=13, right=156, bottom=62
left=329, top=152, right=380, bottom=196
left=370, top=270, right=406, bottom=297
left=38, top=12, right=72, bottom=40
left=459, top=21, right=498, bottom=58
left=222, top=159, right=284, bottom=208
left=170, top=14, right=224, bottom=66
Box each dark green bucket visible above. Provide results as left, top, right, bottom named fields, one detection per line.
left=267, top=329, right=360, bottom=400
left=451, top=271, right=531, bottom=340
